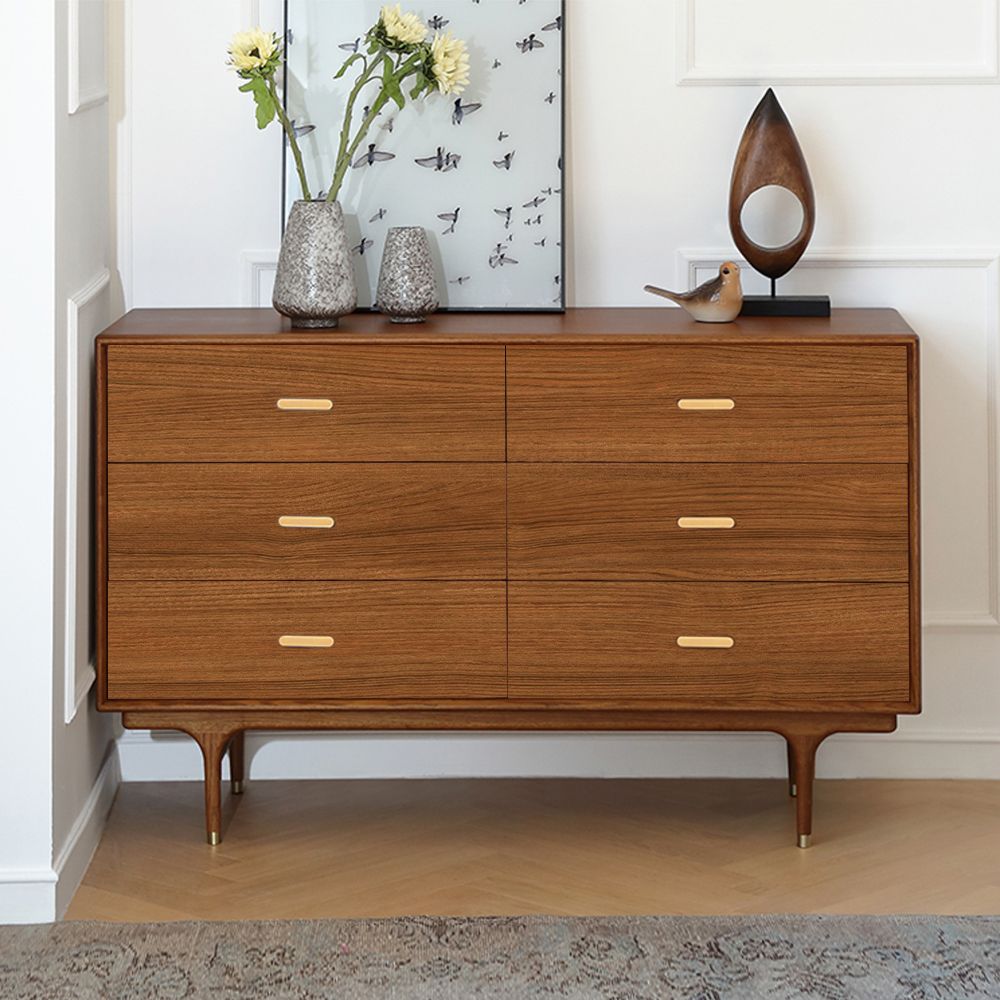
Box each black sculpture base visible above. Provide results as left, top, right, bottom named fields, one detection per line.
left=740, top=295, right=831, bottom=318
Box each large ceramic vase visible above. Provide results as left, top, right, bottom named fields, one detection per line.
left=376, top=227, right=439, bottom=323
left=273, top=200, right=357, bottom=328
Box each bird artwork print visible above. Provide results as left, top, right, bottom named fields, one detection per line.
left=284, top=0, right=565, bottom=310
left=353, top=144, right=395, bottom=168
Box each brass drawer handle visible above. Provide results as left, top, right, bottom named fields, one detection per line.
left=677, top=517, right=736, bottom=530
left=279, top=635, right=334, bottom=649
left=677, top=636, right=735, bottom=649
left=677, top=398, right=735, bottom=411
left=278, top=516, right=336, bottom=529
left=276, top=398, right=333, bottom=411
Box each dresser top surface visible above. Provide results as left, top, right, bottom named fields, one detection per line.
left=98, top=307, right=917, bottom=346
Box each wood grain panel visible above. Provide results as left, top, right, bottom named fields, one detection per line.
left=106, top=345, right=505, bottom=462
left=509, top=583, right=911, bottom=707
left=507, top=345, right=909, bottom=462
left=107, top=582, right=506, bottom=701
left=508, top=463, right=909, bottom=582
left=108, top=464, right=506, bottom=581
left=97, top=307, right=919, bottom=345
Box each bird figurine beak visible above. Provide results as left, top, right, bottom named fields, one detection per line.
left=644, top=261, right=744, bottom=324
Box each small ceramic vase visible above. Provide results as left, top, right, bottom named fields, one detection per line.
left=273, top=200, right=358, bottom=329
left=376, top=227, right=439, bottom=324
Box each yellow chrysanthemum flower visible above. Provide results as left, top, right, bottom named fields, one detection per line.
left=227, top=27, right=278, bottom=73
left=380, top=4, right=428, bottom=46
left=430, top=31, right=470, bottom=95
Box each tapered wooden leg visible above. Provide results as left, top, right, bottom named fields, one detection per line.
left=787, top=732, right=826, bottom=848
left=229, top=731, right=246, bottom=795
left=193, top=732, right=228, bottom=846
left=786, top=739, right=798, bottom=797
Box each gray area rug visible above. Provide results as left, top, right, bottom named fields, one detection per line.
left=2, top=915, right=1000, bottom=999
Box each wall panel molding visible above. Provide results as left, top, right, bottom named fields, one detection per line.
left=241, top=251, right=278, bottom=307
left=676, top=0, right=1000, bottom=86
left=679, top=248, right=1000, bottom=631
left=67, top=0, right=109, bottom=113
left=63, top=269, right=110, bottom=723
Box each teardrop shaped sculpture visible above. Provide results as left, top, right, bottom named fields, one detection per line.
left=729, top=89, right=815, bottom=282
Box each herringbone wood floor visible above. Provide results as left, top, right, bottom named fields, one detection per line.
left=66, top=779, right=1000, bottom=921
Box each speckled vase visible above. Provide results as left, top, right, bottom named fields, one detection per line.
left=273, top=200, right=357, bottom=329
left=376, top=227, right=439, bottom=324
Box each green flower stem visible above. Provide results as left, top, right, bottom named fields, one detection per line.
left=268, top=76, right=313, bottom=202
left=327, top=51, right=423, bottom=204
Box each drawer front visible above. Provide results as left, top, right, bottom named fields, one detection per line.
left=107, top=582, right=506, bottom=701
left=507, top=345, right=910, bottom=462
left=107, top=345, right=505, bottom=461
left=509, top=463, right=909, bottom=582
left=509, top=583, right=910, bottom=706
left=109, top=464, right=506, bottom=581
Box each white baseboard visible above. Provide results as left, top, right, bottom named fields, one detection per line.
left=53, top=751, right=120, bottom=918
left=0, top=752, right=121, bottom=923
left=0, top=868, right=58, bottom=925
left=117, top=728, right=1000, bottom=783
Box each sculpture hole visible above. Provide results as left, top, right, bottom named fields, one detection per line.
left=739, top=185, right=805, bottom=250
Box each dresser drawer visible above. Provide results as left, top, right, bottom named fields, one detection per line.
left=106, top=345, right=505, bottom=462
left=109, top=463, right=505, bottom=581
left=509, top=583, right=911, bottom=706
left=509, top=463, right=909, bottom=582
left=507, top=346, right=909, bottom=462
left=107, top=582, right=506, bottom=701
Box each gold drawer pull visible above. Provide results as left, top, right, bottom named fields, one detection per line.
left=277, top=398, right=333, bottom=411
left=677, top=636, right=735, bottom=649
left=677, top=398, right=735, bottom=411
left=279, top=635, right=335, bottom=649
left=278, top=516, right=336, bottom=529
left=677, top=517, right=736, bottom=530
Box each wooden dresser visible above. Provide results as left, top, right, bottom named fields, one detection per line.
left=96, top=307, right=920, bottom=848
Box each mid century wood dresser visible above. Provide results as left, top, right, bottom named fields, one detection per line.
left=96, top=307, right=920, bottom=848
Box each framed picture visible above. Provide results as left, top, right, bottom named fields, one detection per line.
left=282, top=0, right=565, bottom=312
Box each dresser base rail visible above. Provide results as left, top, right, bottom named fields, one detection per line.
left=121, top=709, right=896, bottom=848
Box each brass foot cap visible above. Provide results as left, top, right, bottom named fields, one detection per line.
left=790, top=783, right=798, bottom=798
left=797, top=834, right=811, bottom=849
left=232, top=780, right=245, bottom=795
left=208, top=831, right=221, bottom=847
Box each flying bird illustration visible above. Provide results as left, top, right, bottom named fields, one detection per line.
left=369, top=208, right=387, bottom=223
left=535, top=238, right=547, bottom=247
left=523, top=196, right=546, bottom=208
left=450, top=275, right=471, bottom=285
left=493, top=151, right=516, bottom=170
left=497, top=130, right=510, bottom=142
left=644, top=261, right=744, bottom=324
left=524, top=214, right=543, bottom=226
left=428, top=14, right=449, bottom=29
left=489, top=252, right=519, bottom=269
left=380, top=117, right=395, bottom=133
left=517, top=34, right=544, bottom=52
left=290, top=120, right=316, bottom=138
left=452, top=99, right=483, bottom=125
left=352, top=238, right=375, bottom=256
left=544, top=91, right=557, bottom=104
left=415, top=147, right=461, bottom=171
left=492, top=59, right=502, bottom=69
left=494, top=206, right=513, bottom=228
left=542, top=16, right=563, bottom=31
left=353, top=143, right=395, bottom=168
left=438, top=208, right=461, bottom=234
left=339, top=37, right=361, bottom=52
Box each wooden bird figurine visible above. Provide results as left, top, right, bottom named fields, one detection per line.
left=644, top=262, right=743, bottom=323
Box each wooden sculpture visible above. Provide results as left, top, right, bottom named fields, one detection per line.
left=729, top=88, right=830, bottom=317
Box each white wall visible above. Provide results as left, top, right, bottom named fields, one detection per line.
left=117, top=0, right=1000, bottom=781
left=0, top=0, right=117, bottom=924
